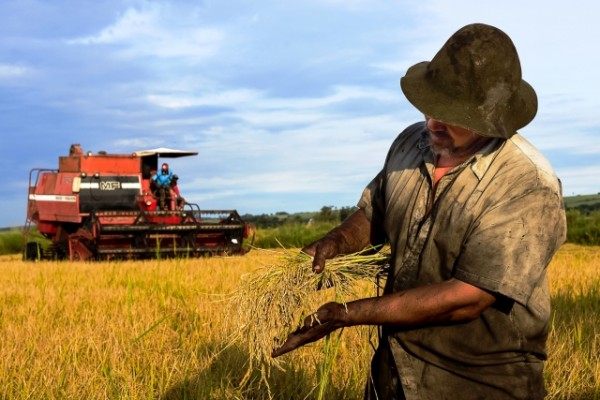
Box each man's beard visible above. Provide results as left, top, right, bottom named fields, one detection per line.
left=428, top=130, right=486, bottom=159
left=429, top=130, right=461, bottom=157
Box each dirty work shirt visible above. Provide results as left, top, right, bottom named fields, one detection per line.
left=358, top=122, right=566, bottom=400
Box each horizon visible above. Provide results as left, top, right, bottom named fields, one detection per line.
left=3, top=192, right=599, bottom=231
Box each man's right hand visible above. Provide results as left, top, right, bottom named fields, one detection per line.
left=301, top=237, right=340, bottom=274
left=301, top=208, right=372, bottom=274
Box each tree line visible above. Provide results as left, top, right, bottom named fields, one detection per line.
left=242, top=205, right=357, bottom=229
left=2, top=204, right=600, bottom=256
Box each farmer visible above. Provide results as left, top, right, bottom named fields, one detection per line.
left=272, top=23, right=567, bottom=400
left=152, top=162, right=174, bottom=187
left=151, top=163, right=177, bottom=210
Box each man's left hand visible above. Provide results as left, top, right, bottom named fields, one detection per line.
left=272, top=302, right=348, bottom=358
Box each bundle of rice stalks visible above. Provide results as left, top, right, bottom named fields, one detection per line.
left=225, top=247, right=389, bottom=388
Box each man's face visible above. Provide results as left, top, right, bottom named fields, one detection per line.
left=161, top=165, right=168, bottom=174
left=425, top=117, right=490, bottom=159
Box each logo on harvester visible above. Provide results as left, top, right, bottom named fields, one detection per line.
left=100, top=181, right=122, bottom=190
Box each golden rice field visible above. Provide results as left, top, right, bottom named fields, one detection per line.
left=0, top=243, right=598, bottom=400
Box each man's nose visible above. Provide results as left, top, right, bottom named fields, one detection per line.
left=426, top=117, right=447, bottom=131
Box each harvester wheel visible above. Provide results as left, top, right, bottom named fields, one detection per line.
left=24, top=242, right=43, bottom=261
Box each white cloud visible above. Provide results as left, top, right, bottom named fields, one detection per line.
left=0, top=64, right=32, bottom=78
left=147, top=88, right=262, bottom=109
left=68, top=3, right=224, bottom=61
left=147, top=85, right=399, bottom=114
left=70, top=6, right=157, bottom=45
left=263, top=86, right=400, bottom=109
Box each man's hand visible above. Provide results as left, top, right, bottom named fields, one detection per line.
left=271, top=302, right=348, bottom=358
left=301, top=209, right=372, bottom=273
left=271, top=279, right=498, bottom=358
left=301, top=237, right=340, bottom=274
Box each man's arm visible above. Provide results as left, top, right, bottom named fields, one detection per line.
left=302, top=208, right=372, bottom=273
left=272, top=278, right=496, bottom=357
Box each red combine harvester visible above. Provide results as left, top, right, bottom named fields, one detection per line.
left=23, top=144, right=254, bottom=261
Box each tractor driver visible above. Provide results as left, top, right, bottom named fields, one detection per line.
left=151, top=163, right=177, bottom=210
left=152, top=163, right=174, bottom=186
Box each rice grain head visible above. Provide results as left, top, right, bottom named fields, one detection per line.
left=225, top=247, right=389, bottom=386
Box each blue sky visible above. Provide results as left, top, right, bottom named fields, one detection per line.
left=1, top=0, right=599, bottom=227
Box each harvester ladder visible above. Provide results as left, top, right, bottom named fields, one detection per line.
left=21, top=168, right=57, bottom=256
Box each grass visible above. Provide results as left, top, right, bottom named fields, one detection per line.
left=544, top=244, right=600, bottom=399
left=0, top=229, right=25, bottom=255
left=564, top=193, right=600, bottom=209
left=0, top=244, right=598, bottom=399
left=253, top=221, right=340, bottom=249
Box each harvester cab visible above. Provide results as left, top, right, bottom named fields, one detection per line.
left=24, top=144, right=254, bottom=261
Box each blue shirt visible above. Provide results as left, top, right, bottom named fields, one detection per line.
left=152, top=170, right=173, bottom=186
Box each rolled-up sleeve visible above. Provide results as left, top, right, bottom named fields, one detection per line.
left=358, top=171, right=383, bottom=221
left=358, top=170, right=390, bottom=248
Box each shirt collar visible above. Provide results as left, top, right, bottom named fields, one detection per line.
left=416, top=126, right=505, bottom=180
left=469, top=138, right=504, bottom=180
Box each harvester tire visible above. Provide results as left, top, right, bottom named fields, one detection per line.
left=24, top=242, right=43, bottom=261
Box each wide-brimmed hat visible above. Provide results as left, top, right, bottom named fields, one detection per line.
left=400, top=23, right=537, bottom=138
